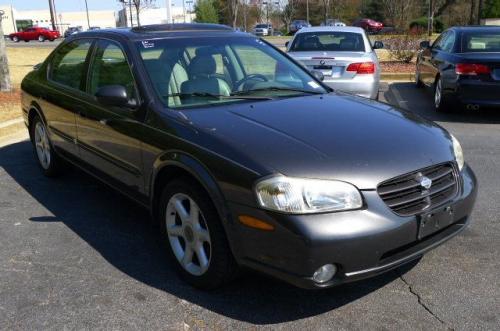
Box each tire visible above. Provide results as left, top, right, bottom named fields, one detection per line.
left=415, top=65, right=424, bottom=88
left=12, top=36, right=19, bottom=42
left=158, top=178, right=238, bottom=289
left=24, top=39, right=29, bottom=42
left=38, top=35, right=45, bottom=42
left=30, top=115, right=63, bottom=177
left=434, top=77, right=452, bottom=113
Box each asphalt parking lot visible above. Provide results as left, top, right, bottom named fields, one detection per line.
left=0, top=82, right=499, bottom=329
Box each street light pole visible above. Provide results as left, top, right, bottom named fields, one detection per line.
left=84, top=0, right=90, bottom=29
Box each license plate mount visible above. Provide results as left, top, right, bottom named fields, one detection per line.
left=418, top=205, right=455, bottom=240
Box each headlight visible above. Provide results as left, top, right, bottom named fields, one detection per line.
left=255, top=176, right=363, bottom=214
left=451, top=134, right=464, bottom=171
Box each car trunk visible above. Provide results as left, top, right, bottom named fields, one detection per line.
left=458, top=53, right=500, bottom=81
left=289, top=51, right=374, bottom=80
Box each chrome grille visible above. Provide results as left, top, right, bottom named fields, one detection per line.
left=378, top=163, right=458, bottom=216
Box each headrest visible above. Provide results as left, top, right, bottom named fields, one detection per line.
left=188, top=55, right=216, bottom=78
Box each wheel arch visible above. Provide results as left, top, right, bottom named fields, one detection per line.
left=150, top=152, right=232, bottom=231
left=27, top=102, right=46, bottom=141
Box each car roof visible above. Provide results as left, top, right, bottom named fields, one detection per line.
left=450, top=25, right=500, bottom=32
left=295, top=26, right=365, bottom=34
left=72, top=23, right=247, bottom=41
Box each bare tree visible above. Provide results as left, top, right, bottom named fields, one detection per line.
left=0, top=10, right=12, bottom=92
left=227, top=0, right=240, bottom=28
left=381, top=0, right=415, bottom=30
left=279, top=0, right=296, bottom=33
left=320, top=0, right=331, bottom=22
left=131, top=0, right=156, bottom=26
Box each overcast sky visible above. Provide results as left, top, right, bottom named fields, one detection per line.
left=8, top=0, right=185, bottom=12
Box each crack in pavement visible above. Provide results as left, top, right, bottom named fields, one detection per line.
left=399, top=273, right=451, bottom=329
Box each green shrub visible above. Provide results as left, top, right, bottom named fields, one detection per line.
left=409, top=17, right=444, bottom=34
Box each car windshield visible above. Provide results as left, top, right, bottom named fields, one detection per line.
left=290, top=32, right=365, bottom=52
left=461, top=31, right=500, bottom=53
left=137, top=36, right=327, bottom=109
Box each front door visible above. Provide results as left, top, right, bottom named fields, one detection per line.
left=76, top=39, right=145, bottom=198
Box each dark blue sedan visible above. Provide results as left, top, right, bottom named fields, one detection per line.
left=416, top=26, right=500, bottom=112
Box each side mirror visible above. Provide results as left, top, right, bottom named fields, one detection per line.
left=373, top=41, right=384, bottom=49
left=311, top=70, right=324, bottom=81
left=95, top=85, right=132, bottom=107
left=420, top=41, right=431, bottom=49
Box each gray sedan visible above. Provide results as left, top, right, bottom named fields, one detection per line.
left=287, top=26, right=383, bottom=99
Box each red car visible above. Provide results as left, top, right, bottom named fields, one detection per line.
left=9, top=27, right=60, bottom=42
left=352, top=18, right=383, bottom=34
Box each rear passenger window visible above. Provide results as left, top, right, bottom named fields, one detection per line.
left=51, top=39, right=92, bottom=90
left=89, top=40, right=137, bottom=101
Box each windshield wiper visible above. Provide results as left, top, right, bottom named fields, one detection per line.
left=167, top=92, right=272, bottom=100
left=232, top=86, right=324, bottom=96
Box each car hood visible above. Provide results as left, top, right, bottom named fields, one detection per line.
left=183, top=94, right=455, bottom=189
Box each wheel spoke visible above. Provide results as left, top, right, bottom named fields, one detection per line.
left=196, top=228, right=210, bottom=243
left=189, top=199, right=200, bottom=224
left=167, top=225, right=183, bottom=237
left=195, top=244, right=209, bottom=271
left=174, top=198, right=189, bottom=223
left=181, top=246, right=193, bottom=267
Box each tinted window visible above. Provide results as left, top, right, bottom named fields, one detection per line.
left=51, top=39, right=92, bottom=90
left=441, top=31, right=455, bottom=52
left=89, top=40, right=137, bottom=101
left=461, top=31, right=500, bottom=52
left=290, top=32, right=365, bottom=52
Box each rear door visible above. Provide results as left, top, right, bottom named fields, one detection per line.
left=43, top=38, right=93, bottom=156
left=76, top=38, right=145, bottom=197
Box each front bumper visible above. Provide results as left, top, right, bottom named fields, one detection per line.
left=227, top=165, right=477, bottom=289
left=323, top=75, right=380, bottom=99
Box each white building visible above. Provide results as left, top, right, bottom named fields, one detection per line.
left=116, top=5, right=195, bottom=27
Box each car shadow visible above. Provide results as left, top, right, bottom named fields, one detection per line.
left=0, top=141, right=416, bottom=324
left=383, top=82, right=500, bottom=124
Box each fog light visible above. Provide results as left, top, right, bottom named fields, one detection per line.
left=312, top=264, right=337, bottom=284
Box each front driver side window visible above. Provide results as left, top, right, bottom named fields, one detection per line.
left=89, top=40, right=137, bottom=102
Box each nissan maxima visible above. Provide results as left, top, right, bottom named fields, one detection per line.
left=286, top=26, right=384, bottom=99
left=21, top=24, right=477, bottom=289
left=416, top=26, right=500, bottom=111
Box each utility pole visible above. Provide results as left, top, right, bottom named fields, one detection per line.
left=84, top=0, right=90, bottom=29
left=166, top=0, right=172, bottom=24
left=48, top=0, right=57, bottom=31
left=183, top=0, right=186, bottom=23
left=129, top=0, right=133, bottom=27
left=428, top=0, right=433, bottom=37
left=477, top=0, right=484, bottom=25
left=0, top=9, right=12, bottom=92
left=306, top=0, right=309, bottom=23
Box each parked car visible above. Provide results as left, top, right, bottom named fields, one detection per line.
left=253, top=23, right=273, bottom=36
left=21, top=24, right=476, bottom=290
left=352, top=18, right=383, bottom=34
left=321, top=19, right=346, bottom=27
left=9, top=27, right=60, bottom=42
left=416, top=26, right=500, bottom=111
left=286, top=26, right=383, bottom=99
left=89, top=26, right=101, bottom=31
left=64, top=26, right=83, bottom=38
left=289, top=20, right=311, bottom=34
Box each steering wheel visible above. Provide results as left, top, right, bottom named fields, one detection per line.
left=235, top=74, right=269, bottom=90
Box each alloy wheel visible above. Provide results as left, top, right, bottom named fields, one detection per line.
left=34, top=121, right=51, bottom=170
left=434, top=79, right=442, bottom=109
left=165, top=193, right=211, bottom=276
left=38, top=35, right=45, bottom=42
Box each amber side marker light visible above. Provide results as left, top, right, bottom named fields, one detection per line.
left=238, top=215, right=275, bottom=231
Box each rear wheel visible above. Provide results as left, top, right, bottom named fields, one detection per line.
left=415, top=65, right=424, bottom=88
left=434, top=77, right=452, bottom=113
left=31, top=115, right=63, bottom=177
left=158, top=178, right=238, bottom=289
left=12, top=36, right=19, bottom=42
left=38, top=35, right=45, bottom=42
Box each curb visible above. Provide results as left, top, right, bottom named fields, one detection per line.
left=380, top=73, right=414, bottom=82
left=0, top=117, right=27, bottom=146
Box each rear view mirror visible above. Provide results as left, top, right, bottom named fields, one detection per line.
left=95, top=85, right=132, bottom=107
left=373, top=41, right=384, bottom=49
left=420, top=41, right=431, bottom=49
left=311, top=70, right=324, bottom=81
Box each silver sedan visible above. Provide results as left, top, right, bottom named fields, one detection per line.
left=286, top=26, right=383, bottom=99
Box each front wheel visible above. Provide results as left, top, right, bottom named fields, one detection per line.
left=38, top=35, right=45, bottom=42
left=415, top=65, right=424, bottom=88
left=158, top=178, right=238, bottom=289
left=12, top=36, right=19, bottom=42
